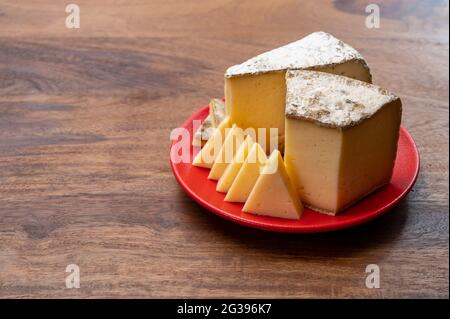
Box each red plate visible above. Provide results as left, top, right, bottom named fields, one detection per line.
left=170, top=105, right=420, bottom=233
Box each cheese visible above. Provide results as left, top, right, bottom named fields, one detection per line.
left=209, top=98, right=226, bottom=127
left=284, top=70, right=402, bottom=215
left=225, top=31, right=372, bottom=150
left=243, top=150, right=303, bottom=219
left=208, top=125, right=245, bottom=180
left=192, top=114, right=215, bottom=147
left=225, top=142, right=267, bottom=203
left=192, top=99, right=226, bottom=147
left=192, top=117, right=230, bottom=168
left=216, top=135, right=255, bottom=193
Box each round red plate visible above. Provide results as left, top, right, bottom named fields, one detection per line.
left=170, top=105, right=420, bottom=233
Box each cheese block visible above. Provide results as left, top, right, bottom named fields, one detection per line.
left=209, top=98, right=226, bottom=127
left=225, top=31, right=372, bottom=150
left=284, top=70, right=402, bottom=215
left=243, top=150, right=303, bottom=220
left=216, top=135, right=255, bottom=193
left=192, top=114, right=215, bottom=147
left=225, top=142, right=267, bottom=203
left=192, top=116, right=230, bottom=168
left=208, top=125, right=245, bottom=180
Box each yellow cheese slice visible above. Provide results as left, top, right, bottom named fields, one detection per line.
left=243, top=150, right=303, bottom=220
left=224, top=142, right=267, bottom=203
left=192, top=114, right=215, bottom=147
left=192, top=99, right=227, bottom=147
left=216, top=135, right=255, bottom=193
left=192, top=116, right=230, bottom=168
left=208, top=125, right=245, bottom=180
left=209, top=98, right=226, bottom=127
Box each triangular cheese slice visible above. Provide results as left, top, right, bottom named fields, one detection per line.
left=192, top=116, right=230, bottom=168
left=225, top=142, right=267, bottom=203
left=216, top=135, right=254, bottom=193
left=208, top=125, right=245, bottom=180
left=243, top=150, right=303, bottom=220
left=209, top=98, right=226, bottom=127
left=192, top=114, right=215, bottom=147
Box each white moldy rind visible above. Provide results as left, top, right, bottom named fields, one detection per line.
left=225, top=31, right=370, bottom=78
left=285, top=70, right=399, bottom=128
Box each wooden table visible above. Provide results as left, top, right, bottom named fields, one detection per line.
left=0, top=0, right=448, bottom=298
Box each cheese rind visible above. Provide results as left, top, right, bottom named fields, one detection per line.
left=225, top=32, right=372, bottom=150
left=284, top=72, right=402, bottom=214
left=192, top=117, right=230, bottom=168
left=216, top=135, right=254, bottom=193
left=225, top=143, right=267, bottom=203
left=285, top=70, right=397, bottom=128
left=243, top=150, right=303, bottom=220
left=208, top=125, right=245, bottom=180
left=225, top=32, right=371, bottom=80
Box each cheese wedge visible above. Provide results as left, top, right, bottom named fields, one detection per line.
left=208, top=125, right=245, bottom=180
left=193, top=117, right=230, bottom=168
left=209, top=98, right=226, bottom=127
left=284, top=70, right=402, bottom=215
left=216, top=135, right=255, bottom=193
left=225, top=142, right=267, bottom=203
left=192, top=114, right=215, bottom=147
left=192, top=99, right=227, bottom=147
left=225, top=31, right=372, bottom=150
left=243, top=150, right=303, bottom=219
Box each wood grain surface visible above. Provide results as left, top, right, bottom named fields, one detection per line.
left=0, top=0, right=448, bottom=298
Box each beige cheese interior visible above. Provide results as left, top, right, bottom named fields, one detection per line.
left=226, top=71, right=285, bottom=153
left=225, top=60, right=372, bottom=152
left=284, top=100, right=401, bottom=214
left=285, top=119, right=342, bottom=212
left=337, top=100, right=401, bottom=211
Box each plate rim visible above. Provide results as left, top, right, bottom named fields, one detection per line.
left=170, top=105, right=420, bottom=233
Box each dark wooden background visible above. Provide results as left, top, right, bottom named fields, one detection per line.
left=0, top=0, right=448, bottom=298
